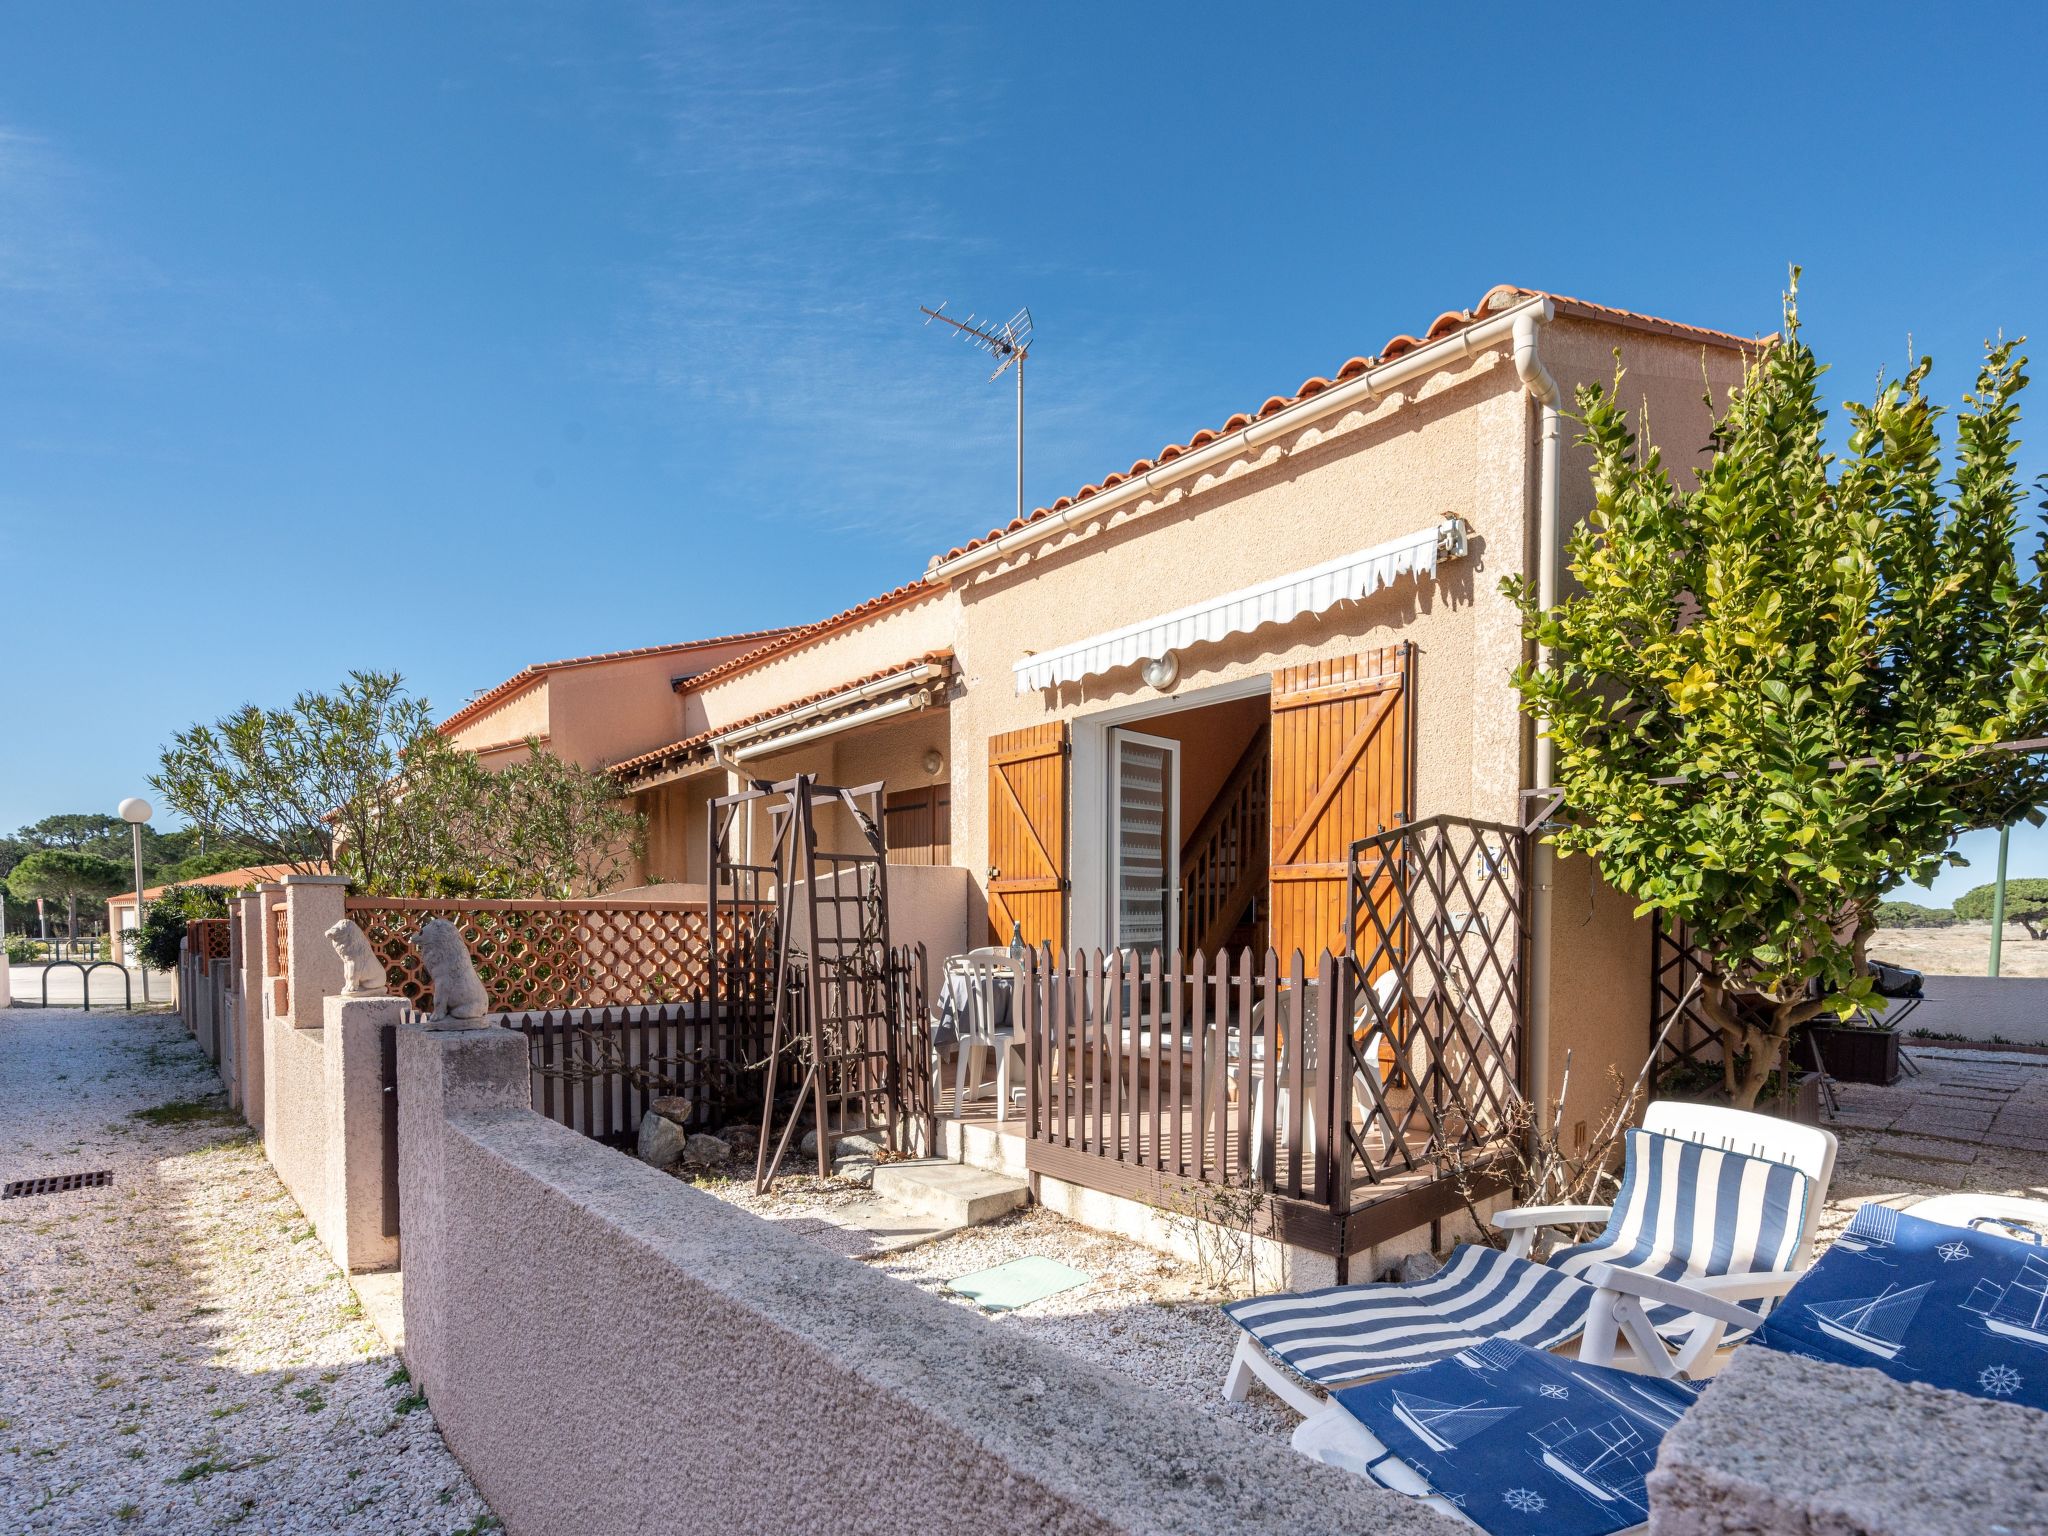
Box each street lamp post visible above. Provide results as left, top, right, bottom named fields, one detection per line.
left=119, top=797, right=153, bottom=1004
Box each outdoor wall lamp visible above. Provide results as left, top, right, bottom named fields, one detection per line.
left=922, top=747, right=944, bottom=776
left=1142, top=651, right=1180, bottom=691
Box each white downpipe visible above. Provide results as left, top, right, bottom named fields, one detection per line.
left=1513, top=301, right=1562, bottom=1120
left=926, top=295, right=1554, bottom=583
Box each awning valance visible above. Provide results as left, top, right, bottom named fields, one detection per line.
left=1013, top=519, right=1466, bottom=693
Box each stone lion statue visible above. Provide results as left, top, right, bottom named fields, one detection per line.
left=323, top=919, right=390, bottom=997
left=414, top=918, right=491, bottom=1024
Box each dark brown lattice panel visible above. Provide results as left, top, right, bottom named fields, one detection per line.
left=344, top=900, right=741, bottom=1013
left=1346, top=814, right=1529, bottom=1183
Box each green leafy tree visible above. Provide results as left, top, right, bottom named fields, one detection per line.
left=396, top=735, right=644, bottom=897
left=7, top=849, right=130, bottom=937
left=1512, top=275, right=2048, bottom=1106
left=1874, top=899, right=1957, bottom=929
left=16, top=813, right=129, bottom=855
left=152, top=673, right=644, bottom=898
left=129, top=884, right=236, bottom=971
left=1955, top=878, right=2048, bottom=939
left=151, top=670, right=433, bottom=893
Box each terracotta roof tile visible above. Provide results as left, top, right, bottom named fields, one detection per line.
left=669, top=579, right=941, bottom=695
left=929, top=283, right=1768, bottom=566
left=438, top=628, right=799, bottom=735
left=615, top=651, right=955, bottom=783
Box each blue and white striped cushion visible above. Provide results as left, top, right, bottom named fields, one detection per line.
left=1549, top=1127, right=1810, bottom=1328
left=1223, top=1128, right=1812, bottom=1386
left=1224, top=1243, right=1595, bottom=1385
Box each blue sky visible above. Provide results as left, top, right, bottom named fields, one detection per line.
left=3, top=1, right=2045, bottom=903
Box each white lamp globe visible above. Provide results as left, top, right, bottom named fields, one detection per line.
left=118, top=797, right=153, bottom=825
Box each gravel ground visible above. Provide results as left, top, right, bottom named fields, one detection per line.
left=0, top=1006, right=495, bottom=1535
left=688, top=1164, right=1299, bottom=1443
left=686, top=1050, right=2048, bottom=1446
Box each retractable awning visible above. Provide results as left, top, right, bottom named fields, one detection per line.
left=1012, top=519, right=1466, bottom=693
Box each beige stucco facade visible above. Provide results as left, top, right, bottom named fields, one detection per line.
left=921, top=311, right=1745, bottom=1123
left=598, top=291, right=1760, bottom=1136
left=439, top=634, right=783, bottom=771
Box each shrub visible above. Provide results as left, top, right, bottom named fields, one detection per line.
left=1875, top=900, right=1957, bottom=929
left=129, top=885, right=234, bottom=971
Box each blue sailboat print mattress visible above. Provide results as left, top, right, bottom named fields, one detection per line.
left=1756, top=1202, right=2048, bottom=1410
left=1332, top=1337, right=1699, bottom=1536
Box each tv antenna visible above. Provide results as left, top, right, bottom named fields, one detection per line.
left=920, top=302, right=1033, bottom=524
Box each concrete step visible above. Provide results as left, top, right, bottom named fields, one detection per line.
left=871, top=1159, right=1028, bottom=1227
left=936, top=1116, right=1030, bottom=1178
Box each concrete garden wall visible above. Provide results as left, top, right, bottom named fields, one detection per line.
left=1651, top=1345, right=2048, bottom=1533
left=397, top=1023, right=1464, bottom=1536
left=1906, top=974, right=2048, bottom=1047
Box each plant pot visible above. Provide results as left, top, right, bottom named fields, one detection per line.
left=1806, top=1025, right=1901, bottom=1087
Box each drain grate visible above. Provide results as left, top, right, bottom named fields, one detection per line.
left=3, top=1170, right=115, bottom=1200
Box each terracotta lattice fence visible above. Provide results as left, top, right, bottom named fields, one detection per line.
left=342, top=898, right=748, bottom=1013
left=186, top=918, right=232, bottom=973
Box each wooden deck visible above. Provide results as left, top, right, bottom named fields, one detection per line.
left=936, top=1076, right=1500, bottom=1261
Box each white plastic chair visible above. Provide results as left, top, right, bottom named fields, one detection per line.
left=1579, top=1189, right=2048, bottom=1380
left=941, top=952, right=1022, bottom=1123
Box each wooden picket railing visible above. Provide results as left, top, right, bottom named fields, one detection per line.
left=1013, top=816, right=1528, bottom=1265
left=1018, top=947, right=1352, bottom=1207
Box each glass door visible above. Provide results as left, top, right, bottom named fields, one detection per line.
left=1110, top=728, right=1180, bottom=956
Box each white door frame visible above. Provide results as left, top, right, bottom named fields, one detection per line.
left=1108, top=727, right=1181, bottom=955
left=1070, top=673, right=1272, bottom=954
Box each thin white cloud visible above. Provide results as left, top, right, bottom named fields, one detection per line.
left=538, top=2, right=1184, bottom=553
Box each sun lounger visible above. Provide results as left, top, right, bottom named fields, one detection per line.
left=1290, top=1193, right=2048, bottom=1534
left=1222, top=1103, right=1836, bottom=1413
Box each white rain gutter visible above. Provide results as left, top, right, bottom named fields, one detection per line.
left=728, top=690, right=932, bottom=762
left=713, top=659, right=950, bottom=762
left=926, top=293, right=1554, bottom=584
left=1513, top=299, right=1562, bottom=1125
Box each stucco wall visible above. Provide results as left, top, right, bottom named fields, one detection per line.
left=397, top=1025, right=1462, bottom=1536
left=549, top=642, right=761, bottom=769
left=261, top=1011, right=329, bottom=1239
left=689, top=586, right=959, bottom=733
left=444, top=678, right=552, bottom=755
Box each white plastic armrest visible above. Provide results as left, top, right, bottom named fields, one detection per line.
left=1580, top=1263, right=1772, bottom=1332
left=1491, top=1203, right=1613, bottom=1230
left=1491, top=1203, right=1611, bottom=1261
left=1684, top=1269, right=1803, bottom=1304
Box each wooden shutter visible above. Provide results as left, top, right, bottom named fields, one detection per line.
left=986, top=722, right=1067, bottom=948
left=1268, top=645, right=1411, bottom=965
left=884, top=784, right=951, bottom=867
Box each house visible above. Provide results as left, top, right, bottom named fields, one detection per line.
left=107, top=862, right=309, bottom=945
left=436, top=630, right=797, bottom=775
left=612, top=283, right=1761, bottom=1141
